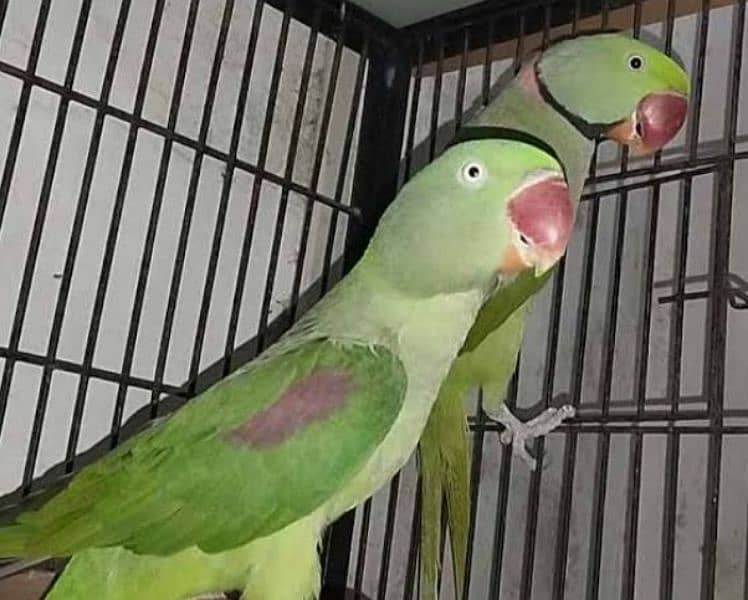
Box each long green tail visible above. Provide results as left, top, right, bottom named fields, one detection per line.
left=419, top=374, right=471, bottom=600
left=418, top=271, right=550, bottom=597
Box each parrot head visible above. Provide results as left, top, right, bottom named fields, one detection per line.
left=535, top=32, right=690, bottom=155
left=366, top=137, right=573, bottom=296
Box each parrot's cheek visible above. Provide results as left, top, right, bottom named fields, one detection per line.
left=606, top=92, right=688, bottom=155
left=499, top=245, right=529, bottom=276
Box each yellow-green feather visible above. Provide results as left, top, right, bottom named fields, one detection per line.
left=418, top=274, right=540, bottom=597
left=419, top=372, right=470, bottom=600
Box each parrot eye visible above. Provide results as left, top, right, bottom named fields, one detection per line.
left=518, top=233, right=531, bottom=247
left=628, top=54, right=645, bottom=71
left=460, top=162, right=486, bottom=186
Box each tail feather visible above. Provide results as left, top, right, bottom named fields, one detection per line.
left=419, top=375, right=471, bottom=600
left=0, top=525, right=28, bottom=558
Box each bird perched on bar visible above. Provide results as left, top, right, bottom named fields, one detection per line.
left=418, top=31, right=690, bottom=598
left=0, top=137, right=574, bottom=599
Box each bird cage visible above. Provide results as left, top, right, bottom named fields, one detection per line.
left=0, top=1, right=745, bottom=599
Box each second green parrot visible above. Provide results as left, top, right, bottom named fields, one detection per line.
left=419, top=31, right=690, bottom=597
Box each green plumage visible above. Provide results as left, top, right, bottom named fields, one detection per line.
left=419, top=32, right=690, bottom=597
left=1, top=341, right=406, bottom=559
left=0, top=139, right=565, bottom=599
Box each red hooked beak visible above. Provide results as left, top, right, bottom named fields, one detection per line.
left=606, top=92, right=688, bottom=155
left=500, top=174, right=573, bottom=277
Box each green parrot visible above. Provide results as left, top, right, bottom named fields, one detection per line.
left=418, top=31, right=690, bottom=597
left=0, top=136, right=574, bottom=600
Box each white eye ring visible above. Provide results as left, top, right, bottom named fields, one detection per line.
left=518, top=233, right=531, bottom=247
left=628, top=54, right=645, bottom=71
left=460, top=162, right=486, bottom=185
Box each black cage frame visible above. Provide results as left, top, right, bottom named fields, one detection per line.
left=0, top=0, right=745, bottom=599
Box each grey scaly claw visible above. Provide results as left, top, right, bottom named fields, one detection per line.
left=492, top=404, right=576, bottom=471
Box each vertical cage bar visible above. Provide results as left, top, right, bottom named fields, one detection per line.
left=0, top=0, right=54, bottom=431
left=353, top=499, right=373, bottom=596
left=486, top=10, right=526, bottom=598
left=114, top=0, right=215, bottom=420
left=428, top=32, right=444, bottom=161
left=150, top=0, right=235, bottom=409
left=403, top=480, right=422, bottom=600
left=661, top=2, right=710, bottom=596
left=68, top=0, right=168, bottom=458
left=288, top=16, right=347, bottom=323
left=488, top=382, right=516, bottom=600
left=403, top=37, right=424, bottom=181
left=375, top=474, right=401, bottom=600
left=0, top=0, right=91, bottom=449
left=454, top=27, right=469, bottom=130
left=555, top=147, right=603, bottom=600
left=319, top=35, right=368, bottom=293
left=0, top=0, right=52, bottom=232
left=31, top=0, right=132, bottom=473
left=700, top=1, right=744, bottom=597
left=518, top=7, right=558, bottom=598
left=223, top=0, right=293, bottom=370
left=256, top=6, right=322, bottom=352
left=554, top=9, right=611, bottom=598
left=461, top=10, right=522, bottom=590
left=665, top=0, right=710, bottom=417
left=0, top=2, right=9, bottom=41
left=634, top=0, right=675, bottom=421
left=482, top=18, right=495, bottom=104
left=597, top=3, right=641, bottom=597
left=462, top=392, right=485, bottom=600
left=620, top=4, right=672, bottom=599
left=185, top=0, right=272, bottom=390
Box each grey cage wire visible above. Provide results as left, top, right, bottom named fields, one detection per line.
left=0, top=0, right=745, bottom=599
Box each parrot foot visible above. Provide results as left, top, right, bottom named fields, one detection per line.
left=491, top=404, right=575, bottom=471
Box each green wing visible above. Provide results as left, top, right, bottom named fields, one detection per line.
left=0, top=339, right=407, bottom=558
left=461, top=270, right=550, bottom=354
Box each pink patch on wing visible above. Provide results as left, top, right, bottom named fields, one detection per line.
left=226, top=370, right=354, bottom=448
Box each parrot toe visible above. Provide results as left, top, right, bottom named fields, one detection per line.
left=492, top=404, right=576, bottom=471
